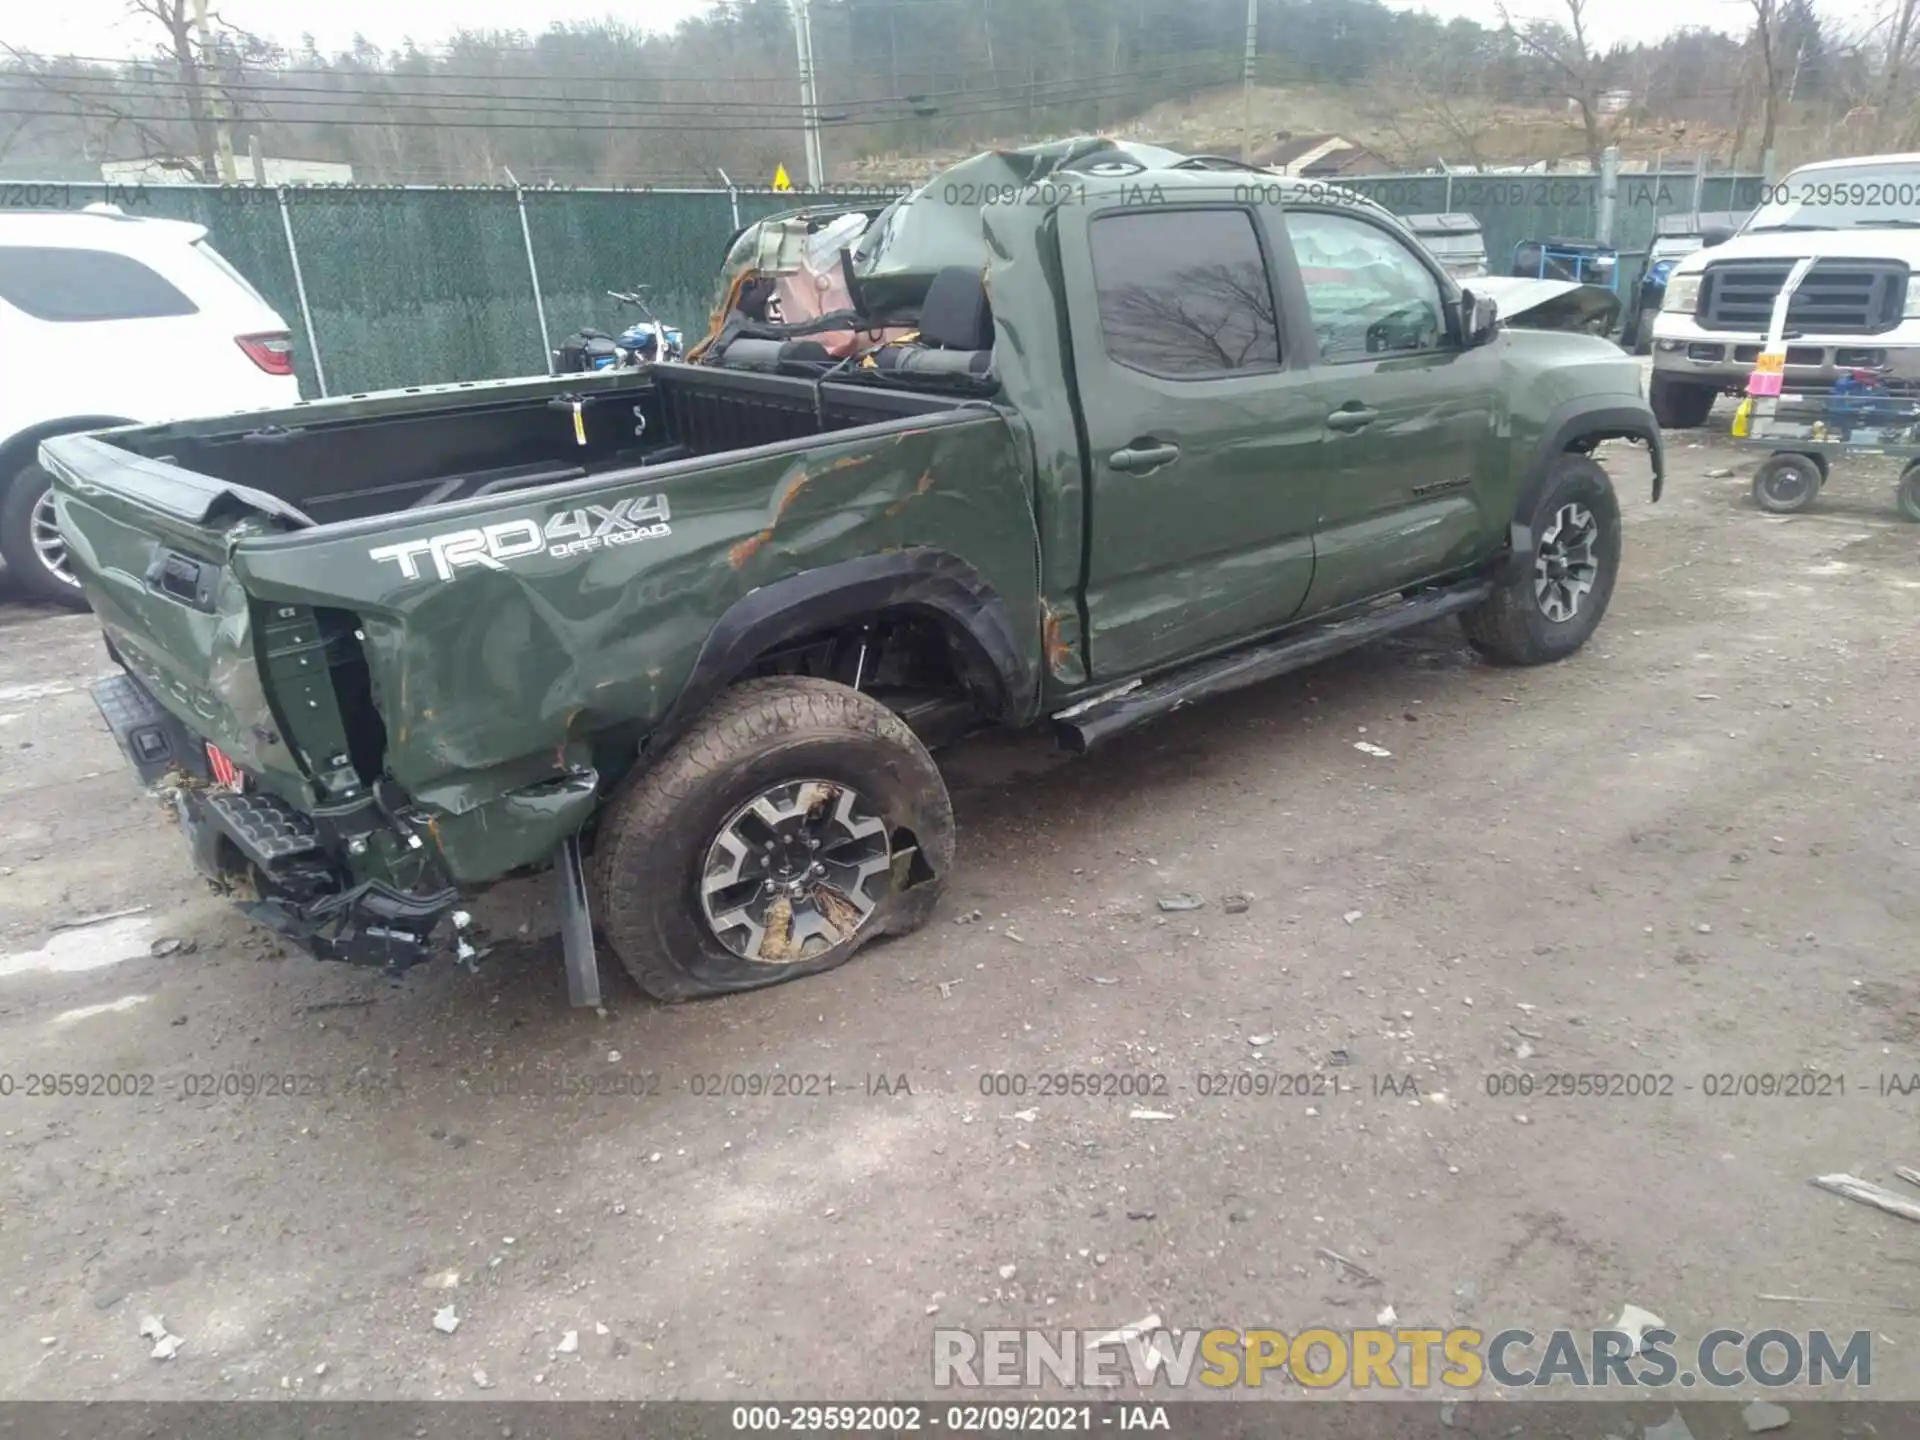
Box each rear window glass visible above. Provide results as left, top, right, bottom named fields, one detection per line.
left=0, top=245, right=199, bottom=322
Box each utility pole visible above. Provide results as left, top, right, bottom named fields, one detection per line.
left=192, top=0, right=237, bottom=181
left=1241, top=0, right=1259, bottom=163
left=789, top=0, right=826, bottom=189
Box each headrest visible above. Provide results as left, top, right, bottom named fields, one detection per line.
left=918, top=267, right=995, bottom=351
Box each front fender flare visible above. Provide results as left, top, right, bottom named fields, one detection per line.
left=1502, top=399, right=1665, bottom=583
left=648, top=547, right=1037, bottom=754
left=1523, top=398, right=1667, bottom=510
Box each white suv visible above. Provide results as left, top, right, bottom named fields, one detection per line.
left=1648, top=153, right=1920, bottom=429
left=0, top=207, right=300, bottom=606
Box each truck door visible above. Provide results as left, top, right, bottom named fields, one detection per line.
left=1274, top=207, right=1501, bottom=615
left=1059, top=201, right=1327, bottom=680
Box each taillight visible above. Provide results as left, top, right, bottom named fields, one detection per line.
left=236, top=331, right=295, bottom=375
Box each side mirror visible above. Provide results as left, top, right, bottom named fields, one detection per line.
left=1699, top=225, right=1734, bottom=248
left=1460, top=289, right=1499, bottom=348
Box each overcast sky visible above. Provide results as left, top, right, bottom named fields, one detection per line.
left=5, top=0, right=1748, bottom=62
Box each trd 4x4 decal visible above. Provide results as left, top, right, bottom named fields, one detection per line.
left=369, top=495, right=672, bottom=581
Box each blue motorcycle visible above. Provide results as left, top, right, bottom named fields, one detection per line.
left=551, top=286, right=685, bottom=374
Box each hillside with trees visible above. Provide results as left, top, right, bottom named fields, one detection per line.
left=0, top=0, right=1912, bottom=185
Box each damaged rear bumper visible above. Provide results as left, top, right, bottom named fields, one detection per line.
left=91, top=670, right=461, bottom=973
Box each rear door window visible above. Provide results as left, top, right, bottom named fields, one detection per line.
left=1087, top=208, right=1283, bottom=377
left=0, top=245, right=199, bottom=322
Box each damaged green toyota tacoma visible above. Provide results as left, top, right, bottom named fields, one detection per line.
left=45, top=139, right=1662, bottom=1006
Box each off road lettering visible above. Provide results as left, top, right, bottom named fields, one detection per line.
left=370, top=496, right=671, bottom=580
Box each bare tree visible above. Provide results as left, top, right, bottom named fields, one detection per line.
left=1498, top=0, right=1609, bottom=167
left=1366, top=60, right=1499, bottom=171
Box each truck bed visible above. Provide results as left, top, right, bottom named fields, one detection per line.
left=42, top=363, right=1039, bottom=897
left=86, top=363, right=963, bottom=528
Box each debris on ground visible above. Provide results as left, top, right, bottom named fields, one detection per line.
left=1645, top=1412, right=1697, bottom=1440
left=150, top=1334, right=182, bottom=1361
left=1156, top=893, right=1203, bottom=912
left=1612, top=1303, right=1665, bottom=1355
left=1742, top=1400, right=1791, bottom=1433
left=556, top=1329, right=579, bottom=1354
left=1248, top=1034, right=1273, bottom=1047
left=1375, top=1304, right=1397, bottom=1325
left=1895, top=1166, right=1920, bottom=1190
left=1316, top=1247, right=1380, bottom=1285
left=1353, top=741, right=1392, bottom=758
left=954, top=909, right=984, bottom=925
left=1222, top=894, right=1250, bottom=914
left=432, top=1305, right=460, bottom=1334
left=1704, top=467, right=1735, bottom=479
left=1129, top=1108, right=1175, bottom=1121
left=1010, top=1108, right=1038, bottom=1123
left=1126, top=1208, right=1156, bottom=1221
left=1811, top=1172, right=1920, bottom=1223
left=50, top=905, right=152, bottom=933
left=998, top=1264, right=1017, bottom=1280
left=148, top=937, right=198, bottom=958
left=472, top=1367, right=493, bottom=1389
left=1343, top=910, right=1363, bottom=925
left=1087, top=976, right=1121, bottom=986
left=137, top=1315, right=167, bottom=1340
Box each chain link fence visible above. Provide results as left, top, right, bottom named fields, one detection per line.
left=28, top=169, right=1762, bottom=398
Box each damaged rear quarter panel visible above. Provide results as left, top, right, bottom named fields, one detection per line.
left=223, top=411, right=1040, bottom=880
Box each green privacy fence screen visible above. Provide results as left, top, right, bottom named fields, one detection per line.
left=30, top=171, right=1762, bottom=398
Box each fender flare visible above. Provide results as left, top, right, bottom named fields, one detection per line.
left=1504, top=399, right=1666, bottom=580
left=647, top=547, right=1037, bottom=754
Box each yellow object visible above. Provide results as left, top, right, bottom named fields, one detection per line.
left=1731, top=397, right=1752, bottom=438
left=571, top=399, right=586, bottom=447
left=772, top=164, right=793, bottom=192
left=1753, top=352, right=1785, bottom=374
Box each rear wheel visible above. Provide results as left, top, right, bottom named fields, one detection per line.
left=1752, top=453, right=1823, bottom=514
left=1461, top=453, right=1621, bottom=667
left=1648, top=374, right=1717, bottom=430
left=1631, top=306, right=1656, bottom=356
left=592, top=676, right=955, bottom=1001
left=0, top=463, right=88, bottom=609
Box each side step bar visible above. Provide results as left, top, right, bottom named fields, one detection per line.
left=1053, top=579, right=1494, bottom=753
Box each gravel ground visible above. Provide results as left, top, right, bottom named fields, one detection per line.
left=2, top=430, right=1918, bottom=1418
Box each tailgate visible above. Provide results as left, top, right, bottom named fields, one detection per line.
left=38, top=430, right=318, bottom=801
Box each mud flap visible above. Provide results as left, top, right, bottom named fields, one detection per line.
left=554, top=833, right=602, bottom=1008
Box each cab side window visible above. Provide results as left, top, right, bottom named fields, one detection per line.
left=1286, top=212, right=1447, bottom=363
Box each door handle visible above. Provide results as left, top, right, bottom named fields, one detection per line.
left=1326, top=406, right=1378, bottom=433
left=1109, top=442, right=1181, bottom=473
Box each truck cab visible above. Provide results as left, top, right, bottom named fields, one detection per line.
left=1649, top=154, right=1920, bottom=428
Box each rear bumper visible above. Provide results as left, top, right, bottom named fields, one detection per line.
left=90, top=668, right=460, bottom=972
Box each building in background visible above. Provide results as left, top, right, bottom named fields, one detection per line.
left=100, top=158, right=356, bottom=185
left=1253, top=133, right=1395, bottom=178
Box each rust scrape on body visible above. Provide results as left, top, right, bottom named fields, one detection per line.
left=729, top=529, right=774, bottom=568
left=884, top=469, right=938, bottom=518
left=1042, top=603, right=1074, bottom=675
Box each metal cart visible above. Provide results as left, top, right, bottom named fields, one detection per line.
left=1730, top=254, right=1920, bottom=518
left=1734, top=391, right=1920, bottom=518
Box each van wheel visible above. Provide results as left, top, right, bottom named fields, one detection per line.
left=0, top=463, right=89, bottom=610
left=1649, top=374, right=1716, bottom=430
left=1461, top=454, right=1621, bottom=667
left=592, top=676, right=955, bottom=1002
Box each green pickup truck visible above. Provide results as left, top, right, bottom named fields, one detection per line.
left=45, top=140, right=1663, bottom=1007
